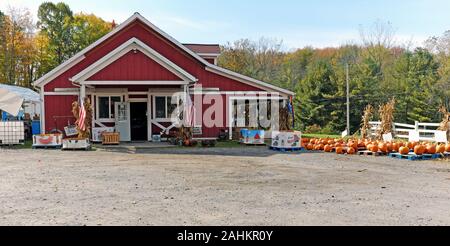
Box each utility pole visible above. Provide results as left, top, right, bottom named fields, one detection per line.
left=346, top=63, right=350, bottom=135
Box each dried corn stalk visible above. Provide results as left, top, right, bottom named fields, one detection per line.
left=72, top=97, right=93, bottom=139
left=360, top=104, right=374, bottom=139
left=279, top=106, right=292, bottom=131
left=437, top=105, right=450, bottom=139
left=376, top=98, right=395, bottom=140
left=438, top=106, right=450, bottom=131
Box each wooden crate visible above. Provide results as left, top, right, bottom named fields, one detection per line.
left=102, top=132, right=120, bottom=145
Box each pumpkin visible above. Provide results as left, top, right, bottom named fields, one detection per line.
left=386, top=143, right=393, bottom=152
left=358, top=139, right=365, bottom=147
left=310, top=138, right=316, bottom=144
left=336, top=147, right=344, bottom=154
left=436, top=144, right=446, bottom=154
left=445, top=143, right=450, bottom=152
left=407, top=142, right=414, bottom=150
left=306, top=143, right=314, bottom=151
left=378, top=143, right=388, bottom=153
left=369, top=144, right=379, bottom=153
left=399, top=146, right=409, bottom=155
left=414, top=145, right=425, bottom=155
left=426, top=144, right=436, bottom=154
left=397, top=142, right=404, bottom=148
left=324, top=144, right=333, bottom=152
left=392, top=142, right=400, bottom=152
left=347, top=147, right=356, bottom=155
left=327, top=140, right=335, bottom=145
left=316, top=144, right=324, bottom=150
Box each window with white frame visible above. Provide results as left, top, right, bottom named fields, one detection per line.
left=97, top=96, right=122, bottom=120
left=154, top=96, right=178, bottom=120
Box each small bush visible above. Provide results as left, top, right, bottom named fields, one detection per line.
left=304, top=124, right=322, bottom=134
left=304, top=124, right=335, bottom=135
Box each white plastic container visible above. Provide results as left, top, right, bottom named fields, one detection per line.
left=0, top=121, right=25, bottom=145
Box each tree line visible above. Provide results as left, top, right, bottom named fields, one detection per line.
left=1, top=3, right=449, bottom=134
left=0, top=2, right=113, bottom=88
left=218, top=24, right=450, bottom=134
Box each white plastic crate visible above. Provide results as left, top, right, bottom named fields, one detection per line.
left=0, top=121, right=25, bottom=145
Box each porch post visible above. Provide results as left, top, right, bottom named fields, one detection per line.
left=80, top=84, right=86, bottom=100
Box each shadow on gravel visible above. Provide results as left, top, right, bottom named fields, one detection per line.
left=99, top=147, right=304, bottom=157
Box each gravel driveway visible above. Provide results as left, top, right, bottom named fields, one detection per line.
left=1, top=147, right=450, bottom=225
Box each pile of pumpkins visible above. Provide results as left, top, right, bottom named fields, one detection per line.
left=303, top=138, right=361, bottom=155
left=303, top=138, right=450, bottom=155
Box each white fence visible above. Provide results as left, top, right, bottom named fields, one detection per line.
left=369, top=121, right=445, bottom=142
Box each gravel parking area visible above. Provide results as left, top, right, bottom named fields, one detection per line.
left=1, top=147, right=450, bottom=226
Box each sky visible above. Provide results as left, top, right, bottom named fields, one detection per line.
left=1, top=0, right=449, bottom=49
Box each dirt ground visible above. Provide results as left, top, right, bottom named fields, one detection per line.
left=1, top=146, right=450, bottom=226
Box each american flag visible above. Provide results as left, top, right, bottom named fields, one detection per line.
left=183, top=92, right=194, bottom=127
left=78, top=99, right=87, bottom=131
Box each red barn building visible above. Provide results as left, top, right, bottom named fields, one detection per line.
left=33, top=13, right=294, bottom=142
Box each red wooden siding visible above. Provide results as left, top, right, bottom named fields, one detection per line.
left=87, top=50, right=182, bottom=81
left=44, top=95, right=78, bottom=133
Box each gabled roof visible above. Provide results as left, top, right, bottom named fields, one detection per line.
left=71, top=37, right=197, bottom=84
left=33, top=12, right=294, bottom=96
left=184, top=44, right=221, bottom=56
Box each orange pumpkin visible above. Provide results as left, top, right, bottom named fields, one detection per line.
left=414, top=145, right=425, bottom=155
left=407, top=142, right=414, bottom=150
left=358, top=139, right=365, bottom=147
left=369, top=144, right=379, bottom=153
left=436, top=144, right=446, bottom=154
left=324, top=144, right=333, bottom=152
left=306, top=143, right=314, bottom=150
left=392, top=142, right=400, bottom=152
left=445, top=143, right=450, bottom=152
left=336, top=147, right=344, bottom=154
left=385, top=143, right=393, bottom=153
left=399, top=146, right=410, bottom=155
left=347, top=147, right=356, bottom=155
left=426, top=144, right=436, bottom=154
left=327, top=140, right=335, bottom=145
left=378, top=143, right=388, bottom=153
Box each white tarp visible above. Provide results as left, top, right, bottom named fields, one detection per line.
left=0, top=84, right=40, bottom=117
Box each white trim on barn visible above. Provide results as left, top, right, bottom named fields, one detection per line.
left=83, top=81, right=189, bottom=86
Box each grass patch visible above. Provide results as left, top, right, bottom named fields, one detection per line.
left=0, top=140, right=33, bottom=149
left=303, top=133, right=342, bottom=139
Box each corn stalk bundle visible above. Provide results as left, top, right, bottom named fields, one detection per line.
left=178, top=126, right=192, bottom=142
left=376, top=98, right=395, bottom=140
left=71, top=97, right=93, bottom=139
left=279, top=106, right=292, bottom=131
left=437, top=105, right=450, bottom=138
left=360, top=104, right=374, bottom=139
